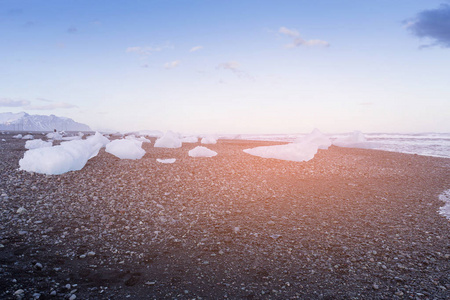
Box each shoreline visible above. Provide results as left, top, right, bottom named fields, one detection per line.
left=1, top=134, right=450, bottom=299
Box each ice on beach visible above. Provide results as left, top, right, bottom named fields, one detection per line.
left=332, top=131, right=374, bottom=149
left=294, top=128, right=331, bottom=149
left=243, top=129, right=330, bottom=162
left=62, top=132, right=84, bottom=141
left=46, top=132, right=62, bottom=140
left=13, top=134, right=22, bottom=139
left=201, top=136, right=217, bottom=144
left=154, top=131, right=182, bottom=148
left=105, top=139, right=146, bottom=160
left=188, top=146, right=217, bottom=157
left=19, top=132, right=110, bottom=175
left=244, top=142, right=319, bottom=162
left=137, top=130, right=163, bottom=137
left=22, top=134, right=34, bottom=140
left=25, top=139, right=53, bottom=150
left=125, top=135, right=151, bottom=143
left=181, top=136, right=199, bottom=143
left=156, top=158, right=176, bottom=164
left=438, top=190, right=450, bottom=220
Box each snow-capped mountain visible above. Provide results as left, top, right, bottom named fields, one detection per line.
left=0, top=112, right=91, bottom=131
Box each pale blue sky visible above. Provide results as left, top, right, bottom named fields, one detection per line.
left=1, top=0, right=449, bottom=133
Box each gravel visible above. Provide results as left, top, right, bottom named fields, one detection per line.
left=0, top=132, right=449, bottom=299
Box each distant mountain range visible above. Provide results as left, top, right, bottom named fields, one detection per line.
left=0, top=112, right=91, bottom=132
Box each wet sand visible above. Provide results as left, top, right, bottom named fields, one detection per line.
left=1, top=134, right=449, bottom=299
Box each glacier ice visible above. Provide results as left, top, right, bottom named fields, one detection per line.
left=105, top=139, right=146, bottom=160
left=19, top=132, right=109, bottom=175
left=188, top=146, right=217, bottom=158
left=154, top=131, right=182, bottom=148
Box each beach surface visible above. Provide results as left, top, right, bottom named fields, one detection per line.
left=1, top=134, right=449, bottom=299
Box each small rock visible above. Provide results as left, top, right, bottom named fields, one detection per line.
left=16, top=207, right=27, bottom=214
left=32, top=293, right=41, bottom=299
left=14, top=289, right=24, bottom=296
left=373, top=283, right=379, bottom=290
left=87, top=251, right=95, bottom=256
left=50, top=290, right=56, bottom=296
left=69, top=294, right=76, bottom=300
left=34, top=262, right=43, bottom=270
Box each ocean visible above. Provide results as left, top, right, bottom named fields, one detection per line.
left=234, top=132, right=450, bottom=159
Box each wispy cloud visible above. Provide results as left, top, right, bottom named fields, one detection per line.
left=67, top=27, right=77, bottom=34
left=190, top=45, right=203, bottom=52
left=217, top=61, right=252, bottom=79
left=217, top=61, right=241, bottom=72
left=126, top=44, right=172, bottom=56
left=406, top=4, right=450, bottom=48
left=36, top=98, right=53, bottom=103
left=26, top=102, right=78, bottom=110
left=279, top=26, right=330, bottom=48
left=0, top=98, right=30, bottom=107
left=164, top=60, right=181, bottom=69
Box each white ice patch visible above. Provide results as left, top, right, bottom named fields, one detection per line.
left=19, top=132, right=110, bottom=175
left=125, top=135, right=151, bottom=143
left=105, top=139, right=145, bottom=160
left=244, top=142, right=318, bottom=162
left=13, top=134, right=22, bottom=139
left=438, top=189, right=450, bottom=220
left=201, top=136, right=217, bottom=144
left=156, top=158, right=176, bottom=164
left=294, top=128, right=331, bottom=149
left=243, top=129, right=329, bottom=162
left=154, top=131, right=182, bottom=148
left=332, top=131, right=375, bottom=149
left=182, top=136, right=198, bottom=143
left=22, top=134, right=34, bottom=140
left=189, top=146, right=217, bottom=158
left=137, top=130, right=163, bottom=137
left=62, top=135, right=82, bottom=141
left=25, top=139, right=53, bottom=150
left=46, top=132, right=62, bottom=140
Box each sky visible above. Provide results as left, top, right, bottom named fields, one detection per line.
left=1, top=0, right=450, bottom=134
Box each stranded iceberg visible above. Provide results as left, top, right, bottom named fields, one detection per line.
left=105, top=139, right=146, bottom=160
left=243, top=129, right=331, bottom=162
left=19, top=132, right=109, bottom=175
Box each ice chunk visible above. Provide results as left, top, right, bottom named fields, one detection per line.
left=294, top=128, right=331, bottom=149
left=244, top=142, right=318, bottom=162
left=333, top=131, right=374, bottom=149
left=22, top=134, right=34, bottom=140
left=19, top=132, right=109, bottom=175
left=105, top=139, right=145, bottom=160
left=154, top=131, right=182, bottom=148
left=13, top=134, right=22, bottom=139
left=243, top=128, right=331, bottom=162
left=439, top=190, right=450, bottom=220
left=46, top=132, right=62, bottom=140
left=25, top=139, right=53, bottom=150
left=156, top=158, right=176, bottom=164
left=137, top=130, right=163, bottom=137
left=201, top=136, right=217, bottom=144
left=125, top=135, right=151, bottom=143
left=188, top=146, right=217, bottom=157
left=181, top=136, right=198, bottom=143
